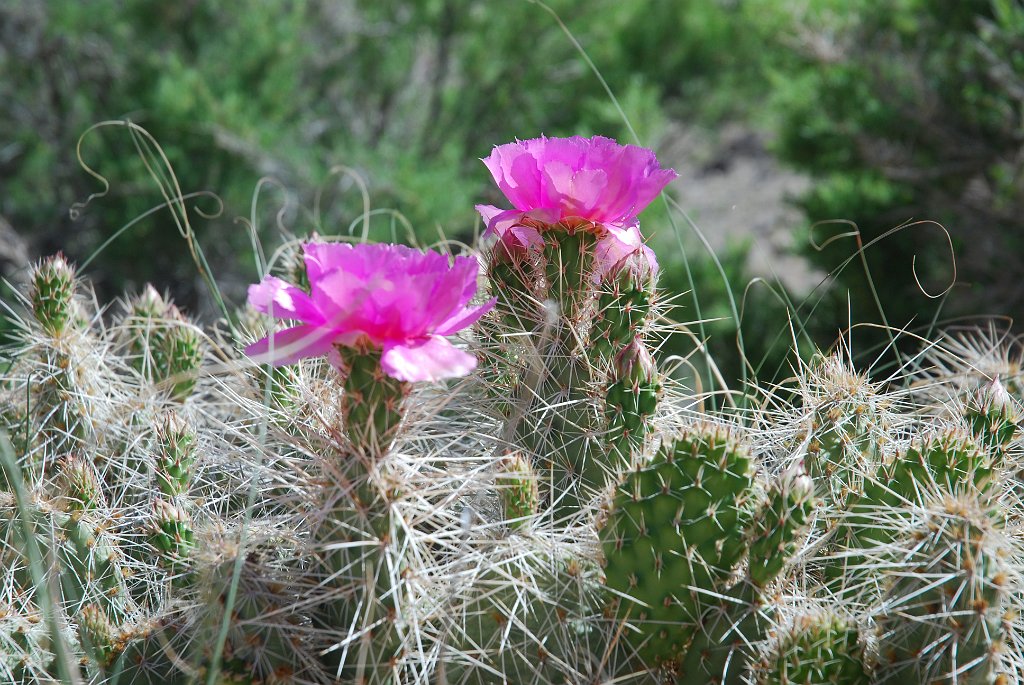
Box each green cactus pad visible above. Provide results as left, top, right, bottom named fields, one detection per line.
left=754, top=611, right=868, bottom=685
left=604, top=338, right=660, bottom=468
left=449, top=550, right=600, bottom=685
left=600, top=423, right=755, bottom=671
left=79, top=603, right=118, bottom=669
left=58, top=510, right=134, bottom=623
left=747, top=471, right=815, bottom=588
left=125, top=289, right=204, bottom=401
left=592, top=256, right=656, bottom=360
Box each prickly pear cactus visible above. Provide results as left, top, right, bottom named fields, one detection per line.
left=600, top=423, right=756, bottom=673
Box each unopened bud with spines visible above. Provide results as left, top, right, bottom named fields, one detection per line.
left=126, top=288, right=203, bottom=401
left=496, top=452, right=540, bottom=530
left=158, top=305, right=203, bottom=402
left=149, top=498, right=194, bottom=574
left=155, top=413, right=196, bottom=497
left=965, top=377, right=1019, bottom=464
left=61, top=456, right=104, bottom=512
left=30, top=253, right=77, bottom=336
left=79, top=603, right=117, bottom=668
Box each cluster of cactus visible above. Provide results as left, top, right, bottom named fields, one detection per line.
left=5, top=174, right=1024, bottom=684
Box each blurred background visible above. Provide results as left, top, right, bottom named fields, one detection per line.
left=1, top=0, right=1022, bottom=387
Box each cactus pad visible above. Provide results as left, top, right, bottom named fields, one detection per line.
left=600, top=423, right=755, bottom=671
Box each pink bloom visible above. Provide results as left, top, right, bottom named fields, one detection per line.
left=479, top=135, right=677, bottom=239
left=594, top=225, right=659, bottom=283
left=245, top=242, right=495, bottom=382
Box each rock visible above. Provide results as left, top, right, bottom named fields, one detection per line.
left=0, top=216, right=31, bottom=286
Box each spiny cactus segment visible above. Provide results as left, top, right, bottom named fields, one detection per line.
left=154, top=412, right=197, bottom=498
left=604, top=337, right=660, bottom=467
left=592, top=249, right=657, bottom=360
left=754, top=610, right=869, bottom=685
left=496, top=450, right=540, bottom=529
left=965, top=377, right=1020, bottom=461
left=874, top=495, right=1010, bottom=685
left=125, top=285, right=204, bottom=401
left=747, top=470, right=815, bottom=588
left=30, top=253, right=78, bottom=337
left=600, top=423, right=755, bottom=672
left=149, top=498, right=194, bottom=574
left=338, top=344, right=410, bottom=459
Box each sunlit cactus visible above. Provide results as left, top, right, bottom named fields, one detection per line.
left=801, top=355, right=892, bottom=512
left=11, top=133, right=1024, bottom=685
left=600, top=423, right=756, bottom=674
left=604, top=336, right=660, bottom=467
left=754, top=610, right=868, bottom=685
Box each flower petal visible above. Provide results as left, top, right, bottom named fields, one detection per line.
left=244, top=324, right=342, bottom=366
left=380, top=336, right=477, bottom=382
left=480, top=136, right=677, bottom=227
left=594, top=227, right=659, bottom=283
left=247, top=276, right=323, bottom=323
left=435, top=297, right=497, bottom=336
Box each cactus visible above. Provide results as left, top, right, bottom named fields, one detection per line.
left=747, top=470, right=815, bottom=588
left=30, top=253, right=79, bottom=337
left=603, top=337, right=660, bottom=468
left=964, top=377, right=1019, bottom=463
left=600, top=423, right=756, bottom=673
left=154, top=412, right=197, bottom=499
left=11, top=134, right=1024, bottom=685
left=337, top=344, right=410, bottom=458
left=801, top=356, right=891, bottom=512
left=873, top=495, right=1010, bottom=684
left=496, top=451, right=540, bottom=530
left=754, top=610, right=869, bottom=685
left=592, top=249, right=658, bottom=361
left=124, top=286, right=204, bottom=401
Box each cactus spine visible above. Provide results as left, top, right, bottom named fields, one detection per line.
left=874, top=496, right=1009, bottom=684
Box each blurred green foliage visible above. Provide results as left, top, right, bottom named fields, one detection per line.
left=766, top=0, right=1024, bottom=355
left=2, top=0, right=1021, bottom=386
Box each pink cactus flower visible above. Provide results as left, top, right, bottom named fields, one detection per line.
left=245, top=242, right=495, bottom=382
left=594, top=224, right=659, bottom=282
left=476, top=135, right=677, bottom=238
